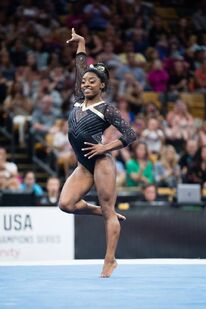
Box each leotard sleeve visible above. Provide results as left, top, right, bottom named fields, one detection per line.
left=74, top=52, right=88, bottom=102
left=104, top=104, right=137, bottom=147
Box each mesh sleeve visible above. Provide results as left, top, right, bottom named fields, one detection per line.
left=104, top=104, right=137, bottom=147
left=74, top=52, right=88, bottom=102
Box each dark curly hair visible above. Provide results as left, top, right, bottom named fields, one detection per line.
left=83, top=63, right=110, bottom=91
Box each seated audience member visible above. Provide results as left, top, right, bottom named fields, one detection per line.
left=198, top=120, right=206, bottom=146
left=116, top=52, right=146, bottom=89
left=126, top=141, right=154, bottom=187
left=20, top=171, right=44, bottom=196
left=33, top=77, right=63, bottom=113
left=96, top=41, right=120, bottom=67
left=154, top=145, right=181, bottom=188
left=3, top=81, right=33, bottom=146
left=141, top=117, right=164, bottom=155
left=83, top=2, right=111, bottom=31
left=194, top=59, right=206, bottom=92
left=179, top=139, right=199, bottom=182
left=147, top=59, right=169, bottom=92
left=0, top=148, right=18, bottom=178
left=165, top=100, right=195, bottom=143
left=112, top=150, right=126, bottom=187
left=142, top=184, right=157, bottom=203
left=148, top=15, right=168, bottom=47
left=133, top=116, right=146, bottom=140
left=192, top=4, right=206, bottom=33
left=143, top=102, right=161, bottom=119
left=0, top=171, right=7, bottom=190
left=6, top=175, right=21, bottom=191
left=168, top=59, right=189, bottom=92
left=32, top=95, right=62, bottom=139
left=121, top=74, right=144, bottom=114
left=117, top=97, right=135, bottom=124
left=38, top=176, right=60, bottom=206
left=185, top=145, right=206, bottom=187
left=48, top=120, right=77, bottom=177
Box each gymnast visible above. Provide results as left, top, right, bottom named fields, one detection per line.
left=59, top=28, right=136, bottom=278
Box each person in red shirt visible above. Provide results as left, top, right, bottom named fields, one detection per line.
left=194, top=59, right=206, bottom=91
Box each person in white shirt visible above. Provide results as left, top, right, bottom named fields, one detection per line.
left=0, top=147, right=18, bottom=178
left=141, top=117, right=164, bottom=154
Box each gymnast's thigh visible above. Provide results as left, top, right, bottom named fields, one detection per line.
left=59, top=163, right=94, bottom=206
left=94, top=155, right=117, bottom=208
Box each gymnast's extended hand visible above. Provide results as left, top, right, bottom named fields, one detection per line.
left=82, top=142, right=106, bottom=159
left=66, top=28, right=84, bottom=44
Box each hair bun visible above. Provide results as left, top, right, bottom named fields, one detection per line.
left=93, top=63, right=109, bottom=79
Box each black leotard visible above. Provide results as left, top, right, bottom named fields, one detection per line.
left=68, top=52, right=136, bottom=174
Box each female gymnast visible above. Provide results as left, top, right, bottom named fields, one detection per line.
left=59, top=28, right=136, bottom=278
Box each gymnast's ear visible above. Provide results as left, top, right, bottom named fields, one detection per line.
left=100, top=83, right=105, bottom=90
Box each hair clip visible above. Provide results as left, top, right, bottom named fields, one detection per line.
left=96, top=65, right=105, bottom=72
left=89, top=64, right=105, bottom=72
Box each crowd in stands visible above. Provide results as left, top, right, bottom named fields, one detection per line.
left=0, top=0, right=206, bottom=205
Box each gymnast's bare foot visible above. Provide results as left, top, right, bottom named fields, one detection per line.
left=100, top=258, right=118, bottom=278
left=116, top=213, right=126, bottom=221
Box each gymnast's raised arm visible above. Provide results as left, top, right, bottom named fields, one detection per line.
left=66, top=28, right=88, bottom=102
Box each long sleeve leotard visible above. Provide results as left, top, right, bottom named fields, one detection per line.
left=68, top=52, right=136, bottom=174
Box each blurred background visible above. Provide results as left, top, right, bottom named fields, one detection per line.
left=0, top=0, right=206, bottom=259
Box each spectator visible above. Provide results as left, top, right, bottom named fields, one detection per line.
left=142, top=117, right=164, bottom=155
left=0, top=72, right=8, bottom=106
left=148, top=15, right=168, bottom=46
left=49, top=120, right=77, bottom=177
left=186, top=145, right=206, bottom=187
left=0, top=171, right=7, bottom=191
left=117, top=97, right=135, bottom=124
left=147, top=59, right=169, bottom=92
left=33, top=77, right=63, bottom=113
left=142, top=184, right=158, bottom=202
left=132, top=29, right=149, bottom=54
left=119, top=73, right=144, bottom=114
left=106, top=63, right=119, bottom=102
left=143, top=102, right=161, bottom=119
left=97, top=41, right=120, bottom=67
left=166, top=100, right=195, bottom=143
left=119, top=41, right=146, bottom=66
left=168, top=60, right=189, bottom=92
left=83, top=1, right=111, bottom=30
left=32, top=37, right=49, bottom=71
left=38, top=176, right=60, bottom=206
left=192, top=1, right=206, bottom=32
left=32, top=95, right=62, bottom=139
left=6, top=176, right=21, bottom=191
left=194, top=59, right=206, bottom=92
left=179, top=139, right=199, bottom=182
left=154, top=145, right=181, bottom=188
left=0, top=148, right=18, bottom=178
left=198, top=121, right=206, bottom=146
left=0, top=49, right=15, bottom=81
left=116, top=52, right=146, bottom=89
left=10, top=39, right=27, bottom=67
left=145, top=47, right=160, bottom=72
left=20, top=171, right=44, bottom=196
left=172, top=17, right=193, bottom=47
left=85, top=30, right=103, bottom=59
left=126, top=141, right=154, bottom=187
left=133, top=116, right=146, bottom=139
left=3, top=81, right=33, bottom=146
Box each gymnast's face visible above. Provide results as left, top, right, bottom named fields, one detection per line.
left=81, top=72, right=104, bottom=99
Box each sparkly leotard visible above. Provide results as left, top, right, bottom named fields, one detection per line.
left=68, top=52, right=136, bottom=174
